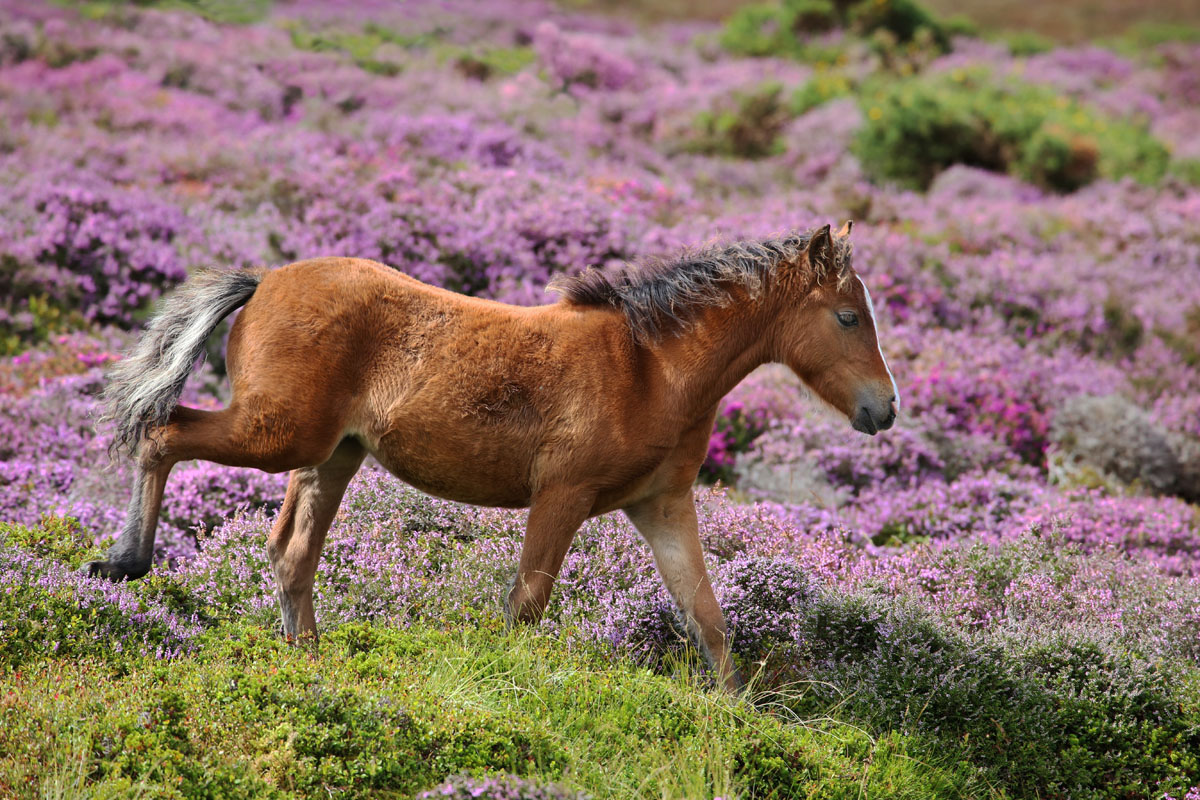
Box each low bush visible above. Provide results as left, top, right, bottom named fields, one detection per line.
left=67, top=0, right=272, bottom=25
left=790, top=70, right=854, bottom=115
left=284, top=20, right=412, bottom=76
left=420, top=775, right=590, bottom=800
left=775, top=593, right=1200, bottom=799
left=854, top=68, right=1170, bottom=191
left=450, top=47, right=536, bottom=82
left=1000, top=30, right=1055, bottom=56
left=721, top=0, right=949, bottom=60
left=1049, top=393, right=1180, bottom=495
left=0, top=519, right=205, bottom=665
left=1171, top=158, right=1200, bottom=187
left=0, top=181, right=189, bottom=341
left=847, top=0, right=947, bottom=49
left=682, top=83, right=793, bottom=159
left=3, top=491, right=1200, bottom=797
left=700, top=399, right=771, bottom=483
left=720, top=3, right=808, bottom=59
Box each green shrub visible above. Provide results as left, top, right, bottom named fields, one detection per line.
left=788, top=0, right=839, bottom=34
left=176, top=0, right=273, bottom=24
left=449, top=47, right=536, bottom=81
left=847, top=0, right=947, bottom=49
left=777, top=593, right=1200, bottom=798
left=1000, top=30, right=1055, bottom=56
left=0, top=514, right=99, bottom=568
left=720, top=3, right=801, bottom=58
left=790, top=70, right=853, bottom=114
left=854, top=68, right=1170, bottom=191
left=68, top=0, right=272, bottom=25
left=1109, top=21, right=1200, bottom=54
left=721, top=0, right=949, bottom=61
left=284, top=20, right=409, bottom=77
left=0, top=521, right=210, bottom=667
left=1169, top=158, right=1200, bottom=187
left=941, top=14, right=978, bottom=38
left=0, top=622, right=989, bottom=799
left=683, top=83, right=793, bottom=159
left=43, top=625, right=568, bottom=798
left=0, top=287, right=88, bottom=357
left=419, top=774, right=590, bottom=800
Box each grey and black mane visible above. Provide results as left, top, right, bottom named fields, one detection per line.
left=550, top=229, right=851, bottom=342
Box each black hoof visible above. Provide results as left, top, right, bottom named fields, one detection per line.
left=80, top=560, right=148, bottom=582
left=81, top=561, right=121, bottom=581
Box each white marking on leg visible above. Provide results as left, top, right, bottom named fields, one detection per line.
left=858, top=276, right=900, bottom=411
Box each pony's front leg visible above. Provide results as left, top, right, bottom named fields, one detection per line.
left=267, top=439, right=365, bottom=640
left=506, top=487, right=595, bottom=625
left=625, top=490, right=743, bottom=693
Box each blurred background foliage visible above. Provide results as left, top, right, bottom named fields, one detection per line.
left=566, top=0, right=1200, bottom=42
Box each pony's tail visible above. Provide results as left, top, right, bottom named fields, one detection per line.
left=101, top=268, right=264, bottom=459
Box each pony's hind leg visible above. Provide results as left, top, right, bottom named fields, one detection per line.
left=267, top=438, right=366, bottom=640
left=84, top=447, right=174, bottom=581
left=86, top=402, right=347, bottom=583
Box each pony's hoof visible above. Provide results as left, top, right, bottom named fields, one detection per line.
left=80, top=560, right=143, bottom=581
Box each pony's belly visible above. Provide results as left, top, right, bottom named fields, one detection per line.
left=368, top=427, right=535, bottom=509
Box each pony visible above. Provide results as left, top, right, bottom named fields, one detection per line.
left=88, top=221, right=897, bottom=692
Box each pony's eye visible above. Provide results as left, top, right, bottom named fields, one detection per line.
left=836, top=311, right=859, bottom=328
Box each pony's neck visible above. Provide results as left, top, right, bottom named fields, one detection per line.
left=653, top=286, right=778, bottom=420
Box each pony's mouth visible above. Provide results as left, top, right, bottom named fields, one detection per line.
left=852, top=404, right=895, bottom=436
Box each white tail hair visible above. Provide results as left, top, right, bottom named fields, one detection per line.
left=100, top=268, right=263, bottom=457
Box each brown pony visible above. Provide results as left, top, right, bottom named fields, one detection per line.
left=89, top=222, right=897, bottom=692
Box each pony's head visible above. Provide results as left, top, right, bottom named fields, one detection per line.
left=775, top=222, right=898, bottom=435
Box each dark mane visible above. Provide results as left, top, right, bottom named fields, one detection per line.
left=549, top=229, right=851, bottom=341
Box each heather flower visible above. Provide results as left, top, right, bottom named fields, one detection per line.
left=418, top=774, right=589, bottom=800
left=533, top=21, right=639, bottom=92
left=0, top=178, right=189, bottom=332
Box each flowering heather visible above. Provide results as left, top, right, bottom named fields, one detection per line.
left=0, top=518, right=205, bottom=663
left=0, top=1, right=1199, bottom=794
left=419, top=774, right=590, bottom=800
left=0, top=0, right=1193, bottom=581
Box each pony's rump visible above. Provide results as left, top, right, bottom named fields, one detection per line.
left=101, top=268, right=263, bottom=457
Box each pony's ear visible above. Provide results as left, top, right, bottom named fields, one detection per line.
left=836, top=220, right=853, bottom=238
left=806, top=224, right=833, bottom=273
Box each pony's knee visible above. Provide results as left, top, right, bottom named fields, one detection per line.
left=267, top=541, right=310, bottom=592
left=265, top=536, right=285, bottom=570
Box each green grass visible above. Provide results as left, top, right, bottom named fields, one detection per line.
left=0, top=621, right=994, bottom=799
left=64, top=0, right=273, bottom=25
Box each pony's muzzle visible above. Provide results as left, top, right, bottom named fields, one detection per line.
left=852, top=395, right=897, bottom=436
